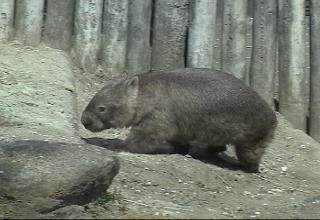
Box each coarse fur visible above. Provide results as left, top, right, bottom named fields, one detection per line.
left=81, top=68, right=277, bottom=172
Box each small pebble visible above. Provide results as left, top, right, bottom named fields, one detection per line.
left=270, top=188, right=283, bottom=193
left=255, top=211, right=261, bottom=215
left=146, top=181, right=152, bottom=186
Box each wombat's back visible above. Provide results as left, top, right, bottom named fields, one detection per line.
left=137, top=68, right=277, bottom=146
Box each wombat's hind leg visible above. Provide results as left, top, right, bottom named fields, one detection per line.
left=235, top=145, right=265, bottom=173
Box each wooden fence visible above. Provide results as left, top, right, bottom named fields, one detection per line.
left=0, top=0, right=319, bottom=142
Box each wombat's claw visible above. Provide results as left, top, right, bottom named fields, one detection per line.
left=242, top=163, right=260, bottom=173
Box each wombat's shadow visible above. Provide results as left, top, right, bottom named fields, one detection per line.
left=81, top=137, right=241, bottom=171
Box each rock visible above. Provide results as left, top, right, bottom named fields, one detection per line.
left=0, top=140, right=119, bottom=217
left=42, top=205, right=94, bottom=219
left=0, top=43, right=77, bottom=142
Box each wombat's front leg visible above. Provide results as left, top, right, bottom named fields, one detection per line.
left=107, top=127, right=176, bottom=154
left=188, top=144, right=227, bottom=158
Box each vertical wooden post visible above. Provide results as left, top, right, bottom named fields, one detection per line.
left=15, top=0, right=44, bottom=46
left=305, top=1, right=311, bottom=119
left=151, top=0, right=189, bottom=71
left=278, top=0, right=307, bottom=131
left=187, top=0, right=217, bottom=68
left=126, top=0, right=152, bottom=74
left=43, top=0, right=75, bottom=51
left=245, top=0, right=253, bottom=86
left=310, top=0, right=320, bottom=141
left=250, top=0, right=277, bottom=106
left=73, top=0, right=103, bottom=73
left=101, top=0, right=129, bottom=75
left=0, top=0, right=14, bottom=42
left=212, top=0, right=224, bottom=70
left=221, top=0, right=248, bottom=82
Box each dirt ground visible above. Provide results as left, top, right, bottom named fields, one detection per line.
left=1, top=42, right=320, bottom=219
left=79, top=96, right=320, bottom=219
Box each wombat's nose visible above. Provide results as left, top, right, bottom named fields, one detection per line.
left=81, top=113, right=92, bottom=129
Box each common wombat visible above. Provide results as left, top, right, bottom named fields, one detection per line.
left=81, top=68, right=277, bottom=172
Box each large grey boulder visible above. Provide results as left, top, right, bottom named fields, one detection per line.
left=0, top=140, right=119, bottom=218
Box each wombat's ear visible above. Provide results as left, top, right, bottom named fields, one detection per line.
left=121, top=70, right=129, bottom=79
left=124, top=76, right=139, bottom=95
left=125, top=76, right=139, bottom=88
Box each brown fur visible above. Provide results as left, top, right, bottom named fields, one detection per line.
left=81, top=68, right=277, bottom=172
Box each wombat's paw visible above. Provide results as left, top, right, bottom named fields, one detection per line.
left=208, top=145, right=227, bottom=154
left=188, top=145, right=227, bottom=159
left=242, top=163, right=260, bottom=173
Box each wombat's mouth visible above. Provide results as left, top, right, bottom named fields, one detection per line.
left=85, top=123, right=111, bottom=132
left=86, top=126, right=106, bottom=133
left=82, top=119, right=112, bottom=132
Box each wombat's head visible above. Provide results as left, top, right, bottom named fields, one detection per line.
left=81, top=76, right=139, bottom=132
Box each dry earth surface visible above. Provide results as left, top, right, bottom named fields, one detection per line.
left=0, top=42, right=320, bottom=219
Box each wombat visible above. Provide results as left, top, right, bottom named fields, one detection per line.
left=81, top=68, right=277, bottom=172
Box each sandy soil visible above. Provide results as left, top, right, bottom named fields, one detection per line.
left=75, top=53, right=320, bottom=219
left=1, top=42, right=320, bottom=219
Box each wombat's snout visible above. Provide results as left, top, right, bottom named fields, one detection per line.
left=81, top=112, right=93, bottom=129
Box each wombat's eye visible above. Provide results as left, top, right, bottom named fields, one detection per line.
left=97, top=106, right=106, bottom=113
